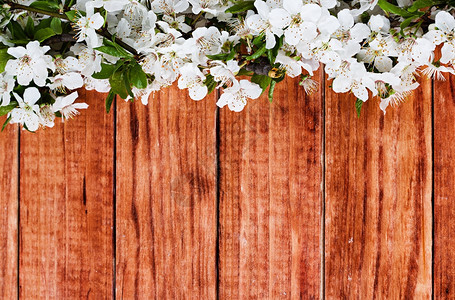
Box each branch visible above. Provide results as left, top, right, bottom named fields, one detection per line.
left=6, top=1, right=139, bottom=56
left=7, top=2, right=69, bottom=20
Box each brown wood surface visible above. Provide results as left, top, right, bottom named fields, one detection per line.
left=434, top=76, right=455, bottom=299
left=19, top=90, right=114, bottom=299
left=218, top=75, right=323, bottom=299
left=115, top=86, right=217, bottom=298
left=1, top=76, right=453, bottom=299
left=0, top=120, right=18, bottom=299
left=325, top=79, right=433, bottom=298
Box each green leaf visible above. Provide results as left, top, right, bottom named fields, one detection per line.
left=225, top=1, right=255, bottom=13
left=105, top=90, right=115, bottom=113
left=204, top=74, right=217, bottom=94
left=355, top=99, right=363, bottom=118
left=34, top=18, right=52, bottom=32
left=123, top=69, right=135, bottom=99
left=377, top=0, right=423, bottom=18
left=237, top=69, right=254, bottom=76
left=65, top=10, right=78, bottom=21
left=25, top=17, right=35, bottom=38
left=34, top=28, right=55, bottom=42
left=407, top=0, right=434, bottom=12
left=102, top=38, right=133, bottom=57
left=95, top=46, right=128, bottom=58
left=50, top=18, right=62, bottom=35
left=129, top=63, right=148, bottom=89
left=207, top=53, right=231, bottom=61
left=246, top=44, right=267, bottom=60
left=29, top=0, right=60, bottom=12
left=400, top=16, right=415, bottom=33
left=1, top=116, right=11, bottom=132
left=251, top=74, right=272, bottom=94
left=7, top=20, right=27, bottom=41
left=252, top=33, right=264, bottom=46
left=109, top=70, right=128, bottom=99
left=92, top=63, right=117, bottom=79
left=268, top=80, right=276, bottom=103
left=0, top=48, right=12, bottom=73
left=0, top=101, right=18, bottom=116
left=268, top=36, right=284, bottom=64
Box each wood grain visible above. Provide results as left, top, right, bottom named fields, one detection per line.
left=434, top=76, right=455, bottom=298
left=19, top=90, right=114, bottom=298
left=324, top=79, right=432, bottom=298
left=115, top=86, right=217, bottom=298
left=218, top=75, right=323, bottom=299
left=0, top=120, right=18, bottom=299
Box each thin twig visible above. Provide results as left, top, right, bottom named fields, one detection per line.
left=6, top=1, right=139, bottom=56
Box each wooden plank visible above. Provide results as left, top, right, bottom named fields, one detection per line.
left=0, top=120, right=18, bottom=299
left=19, top=90, right=114, bottom=298
left=434, top=76, right=455, bottom=298
left=325, top=80, right=432, bottom=298
left=218, top=75, right=323, bottom=299
left=116, top=86, right=217, bottom=298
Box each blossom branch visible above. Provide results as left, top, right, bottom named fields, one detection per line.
left=5, top=1, right=139, bottom=56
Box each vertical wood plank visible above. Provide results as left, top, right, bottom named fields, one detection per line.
left=19, top=90, right=114, bottom=298
left=325, top=80, right=432, bottom=298
left=218, top=75, right=323, bottom=299
left=116, top=87, right=217, bottom=298
left=434, top=77, right=455, bottom=298
left=0, top=121, right=18, bottom=299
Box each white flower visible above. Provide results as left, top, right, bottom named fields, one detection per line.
left=276, top=51, right=316, bottom=77
left=331, top=60, right=376, bottom=101
left=217, top=80, right=262, bottom=112
left=48, top=73, right=84, bottom=92
left=246, top=0, right=286, bottom=49
left=9, top=87, right=42, bottom=131
left=425, top=11, right=455, bottom=64
left=152, top=0, right=189, bottom=14
left=89, top=0, right=129, bottom=12
left=84, top=77, right=111, bottom=93
left=54, top=56, right=81, bottom=74
left=188, top=0, right=222, bottom=15
left=39, top=105, right=55, bottom=128
left=5, top=41, right=54, bottom=87
left=178, top=64, right=208, bottom=100
left=70, top=44, right=102, bottom=76
left=52, top=92, right=88, bottom=120
left=0, top=74, right=15, bottom=106
left=210, top=60, right=240, bottom=86
left=162, top=15, right=192, bottom=33
left=280, top=1, right=320, bottom=46
left=73, top=5, right=104, bottom=48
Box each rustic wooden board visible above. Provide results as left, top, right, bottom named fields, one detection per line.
left=434, top=76, right=455, bottom=298
left=325, top=80, right=432, bottom=298
left=218, top=75, right=323, bottom=299
left=116, top=87, right=217, bottom=298
left=0, top=120, right=18, bottom=299
left=19, top=90, right=114, bottom=298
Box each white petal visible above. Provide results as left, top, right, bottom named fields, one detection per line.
left=240, top=80, right=262, bottom=99
left=23, top=87, right=41, bottom=105
left=269, top=8, right=291, bottom=29
left=7, top=47, right=26, bottom=58
left=283, top=0, right=302, bottom=14
left=436, top=11, right=455, bottom=33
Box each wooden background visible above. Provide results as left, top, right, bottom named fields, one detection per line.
left=0, top=72, right=454, bottom=299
